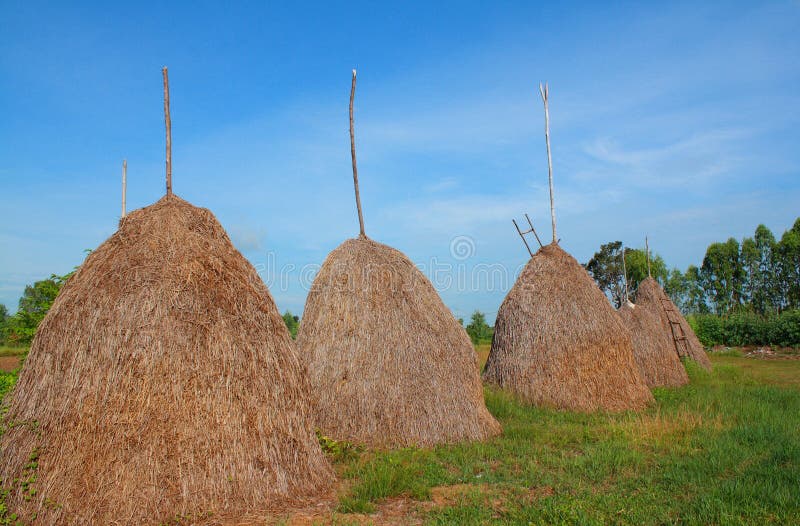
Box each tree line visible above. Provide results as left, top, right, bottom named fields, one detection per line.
left=280, top=309, right=495, bottom=345
left=586, top=218, right=800, bottom=316
left=667, top=219, right=799, bottom=315
left=0, top=272, right=72, bottom=346
left=3, top=218, right=797, bottom=347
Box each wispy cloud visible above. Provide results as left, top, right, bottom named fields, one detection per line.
left=423, top=177, right=459, bottom=193
left=228, top=225, right=267, bottom=252
left=581, top=128, right=752, bottom=189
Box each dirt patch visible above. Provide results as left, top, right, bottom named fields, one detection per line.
left=252, top=497, right=424, bottom=526
left=209, top=481, right=427, bottom=525
left=0, top=356, right=20, bottom=372
left=744, top=347, right=800, bottom=360
left=430, top=482, right=554, bottom=508
left=524, top=485, right=555, bottom=501
left=610, top=410, right=725, bottom=449
left=712, top=346, right=800, bottom=360
left=430, top=483, right=489, bottom=506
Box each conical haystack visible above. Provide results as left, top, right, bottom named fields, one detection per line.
left=0, top=196, right=333, bottom=525
left=618, top=301, right=689, bottom=387
left=297, top=236, right=501, bottom=447
left=483, top=244, right=653, bottom=411
left=635, top=277, right=712, bottom=370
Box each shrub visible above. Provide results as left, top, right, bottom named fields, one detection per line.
left=691, top=309, right=800, bottom=348
left=724, top=311, right=767, bottom=346
left=768, top=310, right=800, bottom=347
left=690, top=314, right=724, bottom=347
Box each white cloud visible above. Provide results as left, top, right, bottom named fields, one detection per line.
left=423, top=177, right=459, bottom=193
left=581, top=128, right=752, bottom=188
left=228, top=225, right=266, bottom=252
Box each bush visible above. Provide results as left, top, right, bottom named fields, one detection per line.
left=725, top=311, right=767, bottom=346
left=0, top=369, right=18, bottom=401
left=769, top=310, right=800, bottom=347
left=691, top=309, right=800, bottom=348
left=690, top=314, right=725, bottom=347
left=465, top=311, right=493, bottom=344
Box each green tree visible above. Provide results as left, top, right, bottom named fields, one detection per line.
left=685, top=265, right=710, bottom=314
left=282, top=310, right=300, bottom=339
left=664, top=268, right=690, bottom=312
left=4, top=272, right=72, bottom=344
left=741, top=236, right=758, bottom=307
left=700, top=238, right=744, bottom=314
left=625, top=248, right=667, bottom=291
left=585, top=241, right=666, bottom=308
left=18, top=277, right=62, bottom=318
left=776, top=218, right=800, bottom=310
left=0, top=304, right=8, bottom=344
left=751, top=225, right=779, bottom=314
left=465, top=311, right=492, bottom=344
left=585, top=241, right=626, bottom=307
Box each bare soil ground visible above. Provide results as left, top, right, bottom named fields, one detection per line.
left=0, top=355, right=21, bottom=372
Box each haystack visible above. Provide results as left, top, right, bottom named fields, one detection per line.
left=0, top=67, right=333, bottom=525
left=635, top=277, right=712, bottom=370
left=295, top=70, right=499, bottom=447
left=0, top=196, right=333, bottom=524
left=297, top=237, right=500, bottom=447
left=484, top=84, right=651, bottom=411
left=483, top=243, right=654, bottom=411
left=617, top=301, right=689, bottom=387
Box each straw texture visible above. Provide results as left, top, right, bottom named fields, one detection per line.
left=297, top=237, right=501, bottom=448
left=0, top=195, right=333, bottom=525
left=618, top=302, right=689, bottom=387
left=483, top=244, right=653, bottom=411
left=635, top=277, right=712, bottom=371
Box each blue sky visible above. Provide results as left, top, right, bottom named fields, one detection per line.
left=1, top=1, right=798, bottom=320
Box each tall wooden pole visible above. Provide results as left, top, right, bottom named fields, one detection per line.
left=163, top=67, right=173, bottom=197
left=121, top=159, right=127, bottom=218
left=350, top=69, right=366, bottom=237
left=539, top=82, right=556, bottom=244
left=622, top=245, right=630, bottom=303
left=645, top=236, right=651, bottom=278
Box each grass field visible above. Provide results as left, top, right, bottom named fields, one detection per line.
left=1, top=350, right=798, bottom=525
left=312, top=352, right=800, bottom=525
left=0, top=346, right=27, bottom=358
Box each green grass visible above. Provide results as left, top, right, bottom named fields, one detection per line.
left=0, top=346, right=27, bottom=358
left=331, top=355, right=800, bottom=525
left=0, top=368, right=18, bottom=401
left=1, top=348, right=797, bottom=524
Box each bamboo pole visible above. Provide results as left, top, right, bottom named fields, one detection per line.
left=622, top=244, right=630, bottom=303
left=539, top=82, right=556, bottom=244
left=645, top=236, right=651, bottom=278
left=163, top=67, right=173, bottom=196
left=121, top=159, right=127, bottom=218
left=350, top=69, right=366, bottom=237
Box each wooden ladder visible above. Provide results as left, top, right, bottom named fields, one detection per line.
left=660, top=297, right=690, bottom=358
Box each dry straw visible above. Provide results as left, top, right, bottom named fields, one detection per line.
left=483, top=244, right=654, bottom=411
left=0, top=196, right=333, bottom=525
left=635, top=277, right=712, bottom=371
left=618, top=301, right=689, bottom=387
left=297, top=237, right=501, bottom=447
